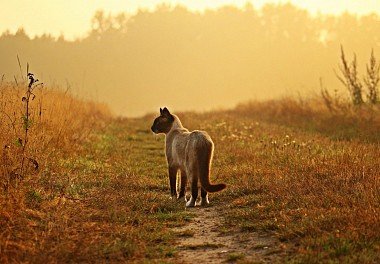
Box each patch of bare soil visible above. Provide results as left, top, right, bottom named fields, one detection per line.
left=172, top=205, right=285, bottom=263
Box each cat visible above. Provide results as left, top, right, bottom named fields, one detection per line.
left=151, top=107, right=226, bottom=207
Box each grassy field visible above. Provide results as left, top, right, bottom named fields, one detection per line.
left=1, top=82, right=379, bottom=263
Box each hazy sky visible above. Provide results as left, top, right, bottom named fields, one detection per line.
left=1, top=0, right=379, bottom=40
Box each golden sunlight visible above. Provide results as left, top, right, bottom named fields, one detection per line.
left=1, top=0, right=380, bottom=263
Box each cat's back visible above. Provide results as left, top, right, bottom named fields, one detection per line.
left=185, top=130, right=213, bottom=160
left=188, top=130, right=213, bottom=146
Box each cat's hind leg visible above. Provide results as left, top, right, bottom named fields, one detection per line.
left=186, top=170, right=198, bottom=207
left=178, top=169, right=187, bottom=202
left=168, top=166, right=178, bottom=199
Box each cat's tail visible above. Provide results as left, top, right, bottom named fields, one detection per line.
left=198, top=140, right=226, bottom=193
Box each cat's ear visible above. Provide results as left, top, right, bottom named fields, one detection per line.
left=160, top=108, right=163, bottom=115
left=162, top=107, right=174, bottom=121
left=162, top=107, right=171, bottom=116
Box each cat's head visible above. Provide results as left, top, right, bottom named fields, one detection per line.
left=151, top=107, right=175, bottom=134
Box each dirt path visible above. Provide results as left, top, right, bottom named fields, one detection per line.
left=172, top=204, right=284, bottom=263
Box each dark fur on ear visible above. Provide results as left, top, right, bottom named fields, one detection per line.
left=162, top=107, right=174, bottom=121
left=162, top=107, right=170, bottom=115
left=160, top=108, right=163, bottom=115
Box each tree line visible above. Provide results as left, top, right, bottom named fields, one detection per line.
left=0, top=3, right=379, bottom=115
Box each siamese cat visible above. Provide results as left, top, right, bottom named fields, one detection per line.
left=151, top=107, right=226, bottom=207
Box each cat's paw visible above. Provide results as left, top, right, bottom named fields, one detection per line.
left=196, top=197, right=210, bottom=206
left=186, top=197, right=196, bottom=207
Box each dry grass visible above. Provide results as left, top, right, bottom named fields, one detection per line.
left=1, top=84, right=379, bottom=263
left=0, top=80, right=112, bottom=262
left=202, top=98, right=380, bottom=263
left=0, top=80, right=190, bottom=263
left=234, top=97, right=380, bottom=143
left=142, top=103, right=380, bottom=262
